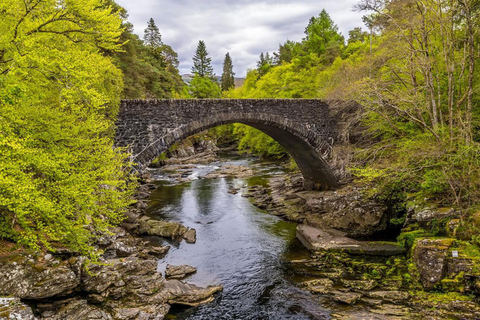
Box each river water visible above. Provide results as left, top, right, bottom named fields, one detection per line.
left=146, top=153, right=331, bottom=319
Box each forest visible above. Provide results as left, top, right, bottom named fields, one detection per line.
left=1, top=0, right=479, bottom=258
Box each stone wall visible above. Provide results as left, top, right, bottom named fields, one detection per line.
left=115, top=99, right=361, bottom=188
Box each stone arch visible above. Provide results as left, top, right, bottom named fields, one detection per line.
left=134, top=112, right=339, bottom=189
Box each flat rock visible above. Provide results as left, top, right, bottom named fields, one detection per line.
left=296, top=225, right=405, bottom=256
left=165, top=264, right=197, bottom=279
left=332, top=291, right=363, bottom=305
left=340, top=279, right=377, bottom=291
left=301, top=278, right=334, bottom=294
left=366, top=291, right=410, bottom=303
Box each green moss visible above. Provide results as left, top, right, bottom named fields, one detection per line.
left=414, top=291, right=474, bottom=303
left=440, top=278, right=464, bottom=293
left=397, top=230, right=430, bottom=250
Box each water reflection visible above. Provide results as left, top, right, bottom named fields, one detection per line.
left=148, top=156, right=329, bottom=319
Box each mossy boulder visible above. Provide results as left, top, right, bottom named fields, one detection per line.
left=138, top=218, right=188, bottom=239
left=413, top=238, right=454, bottom=290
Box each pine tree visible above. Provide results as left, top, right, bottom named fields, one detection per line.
left=191, top=40, right=214, bottom=78
left=221, top=52, right=235, bottom=91
left=257, top=52, right=273, bottom=76
left=303, top=9, right=344, bottom=61
left=144, top=18, right=163, bottom=48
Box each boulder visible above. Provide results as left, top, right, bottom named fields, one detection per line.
left=81, top=258, right=160, bottom=296
left=296, top=225, right=405, bottom=256
left=161, top=280, right=223, bottom=307
left=0, top=255, right=79, bottom=299
left=183, top=229, right=197, bottom=244
left=413, top=238, right=454, bottom=290
left=138, top=218, right=188, bottom=239
left=165, top=264, right=197, bottom=279
left=299, top=186, right=389, bottom=238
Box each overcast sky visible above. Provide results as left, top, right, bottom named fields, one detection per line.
left=115, top=0, right=366, bottom=77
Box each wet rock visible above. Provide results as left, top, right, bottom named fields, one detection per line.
left=301, top=278, right=334, bottom=294
left=0, top=254, right=79, bottom=299
left=413, top=238, right=454, bottom=290
left=332, top=291, right=363, bottom=305
left=183, top=228, right=197, bottom=244
left=296, top=224, right=405, bottom=256
left=138, top=218, right=188, bottom=239
left=145, top=246, right=170, bottom=257
left=228, top=187, right=240, bottom=194
left=162, top=280, right=223, bottom=307
left=165, top=264, right=197, bottom=279
left=0, top=297, right=35, bottom=320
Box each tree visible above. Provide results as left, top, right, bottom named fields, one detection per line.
left=144, top=18, right=163, bottom=48
left=188, top=74, right=222, bottom=98
left=303, top=9, right=345, bottom=62
left=0, top=0, right=135, bottom=258
left=273, top=40, right=303, bottom=65
left=113, top=18, right=183, bottom=99
left=347, top=27, right=368, bottom=44
left=221, top=53, right=235, bottom=91
left=192, top=40, right=215, bottom=78
left=257, top=52, right=273, bottom=76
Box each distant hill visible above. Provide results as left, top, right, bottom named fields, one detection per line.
left=182, top=74, right=245, bottom=88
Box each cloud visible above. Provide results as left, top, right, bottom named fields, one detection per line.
left=115, top=0, right=365, bottom=77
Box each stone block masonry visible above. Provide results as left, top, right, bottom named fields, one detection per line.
left=115, top=99, right=360, bottom=189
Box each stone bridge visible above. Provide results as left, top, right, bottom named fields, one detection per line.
left=115, top=99, right=361, bottom=189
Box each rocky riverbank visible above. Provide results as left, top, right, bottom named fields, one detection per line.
left=3, top=147, right=480, bottom=319
left=0, top=180, right=222, bottom=320
left=241, top=171, right=480, bottom=319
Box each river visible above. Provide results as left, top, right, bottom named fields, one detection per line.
left=145, top=153, right=331, bottom=319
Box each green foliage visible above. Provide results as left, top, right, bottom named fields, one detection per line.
left=397, top=230, right=430, bottom=250
left=233, top=125, right=288, bottom=159
left=0, top=0, right=136, bottom=259
left=188, top=74, right=222, bottom=98
left=303, top=9, right=345, bottom=63
left=113, top=17, right=184, bottom=99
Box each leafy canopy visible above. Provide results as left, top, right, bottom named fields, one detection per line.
left=0, top=0, right=136, bottom=258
